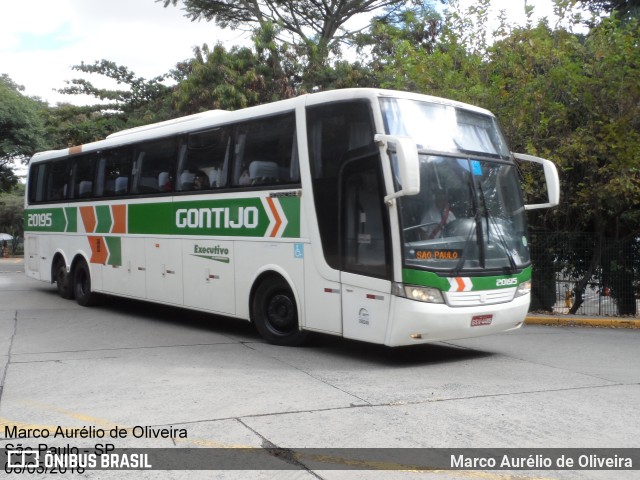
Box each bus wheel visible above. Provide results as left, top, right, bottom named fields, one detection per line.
left=54, top=258, right=74, bottom=299
left=73, top=259, right=98, bottom=307
left=252, top=277, right=308, bottom=346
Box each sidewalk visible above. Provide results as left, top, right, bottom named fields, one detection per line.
left=525, top=313, right=640, bottom=329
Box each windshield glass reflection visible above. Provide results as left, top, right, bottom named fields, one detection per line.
left=398, top=155, right=530, bottom=273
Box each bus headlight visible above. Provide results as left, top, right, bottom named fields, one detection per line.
left=515, top=281, right=531, bottom=298
left=393, top=283, right=445, bottom=304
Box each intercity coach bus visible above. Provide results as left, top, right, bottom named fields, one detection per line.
left=24, top=88, right=559, bottom=346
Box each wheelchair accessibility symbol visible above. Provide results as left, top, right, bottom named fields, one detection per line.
left=294, top=243, right=304, bottom=259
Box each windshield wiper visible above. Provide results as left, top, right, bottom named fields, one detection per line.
left=477, top=181, right=517, bottom=274
left=452, top=178, right=482, bottom=275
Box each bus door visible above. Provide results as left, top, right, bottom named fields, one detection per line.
left=339, top=155, right=392, bottom=344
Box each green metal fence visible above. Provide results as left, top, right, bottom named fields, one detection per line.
left=529, top=232, right=639, bottom=317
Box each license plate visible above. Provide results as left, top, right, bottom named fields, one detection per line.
left=471, top=314, right=493, bottom=327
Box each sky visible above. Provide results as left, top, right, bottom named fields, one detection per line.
left=1, top=0, right=250, bottom=105
left=1, top=0, right=561, bottom=107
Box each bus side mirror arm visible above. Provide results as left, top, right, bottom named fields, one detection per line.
left=374, top=134, right=420, bottom=205
left=513, top=152, right=560, bottom=210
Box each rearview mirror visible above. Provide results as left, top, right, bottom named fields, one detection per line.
left=375, top=134, right=420, bottom=204
left=513, top=152, right=560, bottom=210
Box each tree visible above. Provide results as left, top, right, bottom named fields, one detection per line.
left=159, top=0, right=422, bottom=47
left=363, top=0, right=640, bottom=314
left=0, top=75, right=48, bottom=192
left=159, top=0, right=444, bottom=87
left=172, top=24, right=298, bottom=114
left=577, top=0, right=640, bottom=19
left=53, top=61, right=176, bottom=145
left=0, top=183, right=25, bottom=255
left=58, top=60, right=172, bottom=114
left=483, top=16, right=640, bottom=314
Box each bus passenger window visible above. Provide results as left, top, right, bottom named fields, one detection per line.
left=71, top=154, right=97, bottom=199
left=231, top=113, right=296, bottom=187
left=133, top=138, right=179, bottom=194
left=97, top=148, right=133, bottom=197
left=179, top=128, right=230, bottom=191
left=44, top=160, right=70, bottom=202
left=27, top=164, right=46, bottom=203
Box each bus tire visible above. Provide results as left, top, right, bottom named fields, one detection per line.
left=73, top=259, right=98, bottom=307
left=54, top=258, right=74, bottom=299
left=252, top=277, right=308, bottom=346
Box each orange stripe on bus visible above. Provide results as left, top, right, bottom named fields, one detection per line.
left=111, top=204, right=126, bottom=234
left=455, top=277, right=466, bottom=292
left=80, top=206, right=96, bottom=233
left=266, top=197, right=282, bottom=237
left=87, top=236, right=108, bottom=264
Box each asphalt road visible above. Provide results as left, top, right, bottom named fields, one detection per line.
left=1, top=260, right=639, bottom=479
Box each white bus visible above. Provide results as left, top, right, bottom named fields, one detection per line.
left=24, top=88, right=559, bottom=346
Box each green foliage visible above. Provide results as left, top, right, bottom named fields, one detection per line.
left=0, top=75, right=48, bottom=192
left=58, top=60, right=171, bottom=112
left=52, top=61, right=176, bottom=146
left=577, top=0, right=640, bottom=19
left=0, top=183, right=25, bottom=254
left=159, top=0, right=443, bottom=89
left=172, top=22, right=298, bottom=114
left=41, top=104, right=128, bottom=149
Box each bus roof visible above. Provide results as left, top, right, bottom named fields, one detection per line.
left=28, top=88, right=495, bottom=164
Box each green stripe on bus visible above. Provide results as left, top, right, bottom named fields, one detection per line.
left=95, top=205, right=112, bottom=233
left=65, top=207, right=77, bottom=232
left=128, top=197, right=300, bottom=238
left=279, top=196, right=301, bottom=238
left=24, top=208, right=66, bottom=232
left=104, top=237, right=122, bottom=266
left=402, top=266, right=532, bottom=291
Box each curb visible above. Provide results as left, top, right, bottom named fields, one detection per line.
left=525, top=316, right=640, bottom=329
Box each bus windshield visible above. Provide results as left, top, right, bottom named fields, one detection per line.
left=380, top=98, right=529, bottom=273
left=380, top=97, right=510, bottom=159
left=398, top=156, right=530, bottom=273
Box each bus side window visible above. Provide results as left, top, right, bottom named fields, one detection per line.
left=97, top=147, right=133, bottom=197
left=71, top=153, right=97, bottom=199
left=179, top=128, right=230, bottom=191
left=28, top=163, right=46, bottom=204
left=231, top=113, right=296, bottom=187
left=133, top=137, right=179, bottom=194
left=44, top=159, right=71, bottom=202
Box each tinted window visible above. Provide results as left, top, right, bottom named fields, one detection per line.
left=97, top=148, right=133, bottom=197
left=341, top=157, right=391, bottom=278
left=306, top=101, right=377, bottom=270
left=178, top=128, right=230, bottom=191
left=71, top=154, right=97, bottom=199
left=27, top=163, right=45, bottom=203
left=231, top=113, right=298, bottom=187
left=133, top=138, right=179, bottom=194
left=44, top=160, right=70, bottom=202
